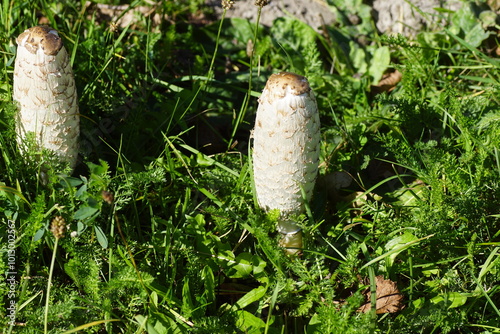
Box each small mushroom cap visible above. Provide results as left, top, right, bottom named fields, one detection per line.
left=16, top=26, right=63, bottom=56
left=261, top=72, right=311, bottom=100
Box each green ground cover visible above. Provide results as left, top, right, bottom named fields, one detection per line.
left=1, top=0, right=500, bottom=332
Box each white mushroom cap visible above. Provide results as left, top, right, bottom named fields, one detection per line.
left=253, top=72, right=320, bottom=235
left=13, top=26, right=79, bottom=170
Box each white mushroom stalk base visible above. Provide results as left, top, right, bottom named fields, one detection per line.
left=278, top=220, right=303, bottom=256
left=279, top=231, right=303, bottom=255
left=252, top=72, right=320, bottom=255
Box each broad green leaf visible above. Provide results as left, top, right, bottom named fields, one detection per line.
left=58, top=176, right=83, bottom=189
left=202, top=265, right=215, bottom=310
left=431, top=292, right=469, bottom=309
left=87, top=196, right=99, bottom=208
left=368, top=46, right=390, bottom=84
left=412, top=298, right=426, bottom=309
left=384, top=232, right=418, bottom=269
left=307, top=313, right=321, bottom=333
left=350, top=43, right=367, bottom=74
left=74, top=183, right=88, bottom=199
left=195, top=152, right=214, bottom=167
left=87, top=159, right=109, bottom=177
left=147, top=311, right=188, bottom=334
left=225, top=253, right=267, bottom=279
left=94, top=225, right=108, bottom=249
left=451, top=6, right=478, bottom=33
left=361, top=234, right=434, bottom=270
left=228, top=18, right=256, bottom=46
left=77, top=221, right=86, bottom=234
left=134, top=315, right=148, bottom=333
left=385, top=232, right=418, bottom=252
left=73, top=206, right=99, bottom=220
left=150, top=291, right=158, bottom=308
left=194, top=213, right=205, bottom=227
left=185, top=214, right=204, bottom=235
left=422, top=266, right=440, bottom=277
left=235, top=310, right=265, bottom=334
left=270, top=16, right=317, bottom=52
left=33, top=227, right=45, bottom=242
left=234, top=285, right=267, bottom=310
left=230, top=253, right=253, bottom=278
left=181, top=277, right=194, bottom=318
left=252, top=254, right=267, bottom=275
left=464, top=24, right=490, bottom=48
left=417, top=31, right=450, bottom=49
left=479, top=10, right=498, bottom=28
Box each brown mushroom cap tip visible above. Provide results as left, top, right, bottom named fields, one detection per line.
left=16, top=25, right=63, bottom=56
left=265, top=72, right=311, bottom=96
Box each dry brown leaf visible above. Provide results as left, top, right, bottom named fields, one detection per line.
left=358, top=275, right=405, bottom=314
left=488, top=0, right=500, bottom=11
left=371, top=70, right=402, bottom=95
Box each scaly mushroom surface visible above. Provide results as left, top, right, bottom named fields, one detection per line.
left=253, top=72, right=320, bottom=253
left=13, top=25, right=79, bottom=170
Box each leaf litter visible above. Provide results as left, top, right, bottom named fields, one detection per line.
left=357, top=275, right=405, bottom=314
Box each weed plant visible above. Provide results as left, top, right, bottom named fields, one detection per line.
left=1, top=0, right=500, bottom=333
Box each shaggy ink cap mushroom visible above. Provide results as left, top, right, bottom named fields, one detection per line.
left=13, top=25, right=80, bottom=170
left=253, top=71, right=320, bottom=255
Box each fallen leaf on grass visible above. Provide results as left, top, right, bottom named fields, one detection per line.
left=371, top=70, right=402, bottom=95
left=358, top=275, right=404, bottom=314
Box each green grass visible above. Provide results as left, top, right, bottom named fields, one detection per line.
left=1, top=0, right=500, bottom=333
